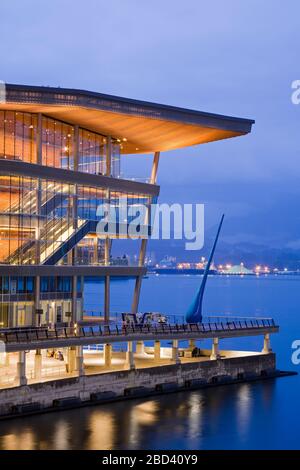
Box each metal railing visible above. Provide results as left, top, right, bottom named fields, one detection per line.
left=0, top=317, right=277, bottom=345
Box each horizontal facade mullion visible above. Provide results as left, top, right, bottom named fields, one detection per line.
left=0, top=265, right=147, bottom=277
left=0, top=159, right=160, bottom=197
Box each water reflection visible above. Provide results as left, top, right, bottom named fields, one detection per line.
left=236, top=384, right=253, bottom=440
left=0, top=381, right=277, bottom=450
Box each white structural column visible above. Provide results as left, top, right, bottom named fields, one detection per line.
left=5, top=352, right=10, bottom=367
left=104, top=136, right=112, bottom=323
left=104, top=343, right=112, bottom=368
left=262, top=334, right=272, bottom=353
left=132, top=152, right=160, bottom=314
left=34, top=349, right=42, bottom=380
left=210, top=338, right=221, bottom=360
left=104, top=274, right=110, bottom=323
left=124, top=341, right=135, bottom=370
left=15, top=351, right=27, bottom=386
left=171, top=339, right=180, bottom=364
left=76, top=346, right=84, bottom=376
left=154, top=340, right=161, bottom=361
left=67, top=347, right=76, bottom=373
left=72, top=275, right=78, bottom=323
left=150, top=151, right=160, bottom=184
left=93, top=237, right=98, bottom=264
left=34, top=275, right=41, bottom=327
left=106, top=135, right=112, bottom=176
left=136, top=341, right=145, bottom=354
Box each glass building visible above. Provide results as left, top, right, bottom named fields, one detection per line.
left=0, top=84, right=253, bottom=330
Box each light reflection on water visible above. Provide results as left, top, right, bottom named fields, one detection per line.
left=0, top=275, right=299, bottom=449
left=0, top=382, right=277, bottom=450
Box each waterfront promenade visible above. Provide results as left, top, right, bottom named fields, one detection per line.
left=0, top=317, right=277, bottom=390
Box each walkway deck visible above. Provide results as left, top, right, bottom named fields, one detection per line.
left=0, top=318, right=279, bottom=353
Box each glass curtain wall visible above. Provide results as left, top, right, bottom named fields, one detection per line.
left=0, top=174, right=152, bottom=266
left=0, top=275, right=82, bottom=327
left=0, top=111, right=120, bottom=176
left=0, top=111, right=37, bottom=163
left=42, top=116, right=74, bottom=169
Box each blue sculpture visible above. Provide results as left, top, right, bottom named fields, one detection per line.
left=186, top=214, right=224, bottom=323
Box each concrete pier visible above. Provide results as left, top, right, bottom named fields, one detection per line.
left=15, top=351, right=27, bottom=386
left=136, top=341, right=145, bottom=355
left=210, top=338, right=220, bottom=360
left=0, top=353, right=278, bottom=418
left=262, top=334, right=272, bottom=353
left=171, top=339, right=180, bottom=364
left=67, top=347, right=76, bottom=373
left=34, top=350, right=42, bottom=380
left=125, top=341, right=135, bottom=370
left=154, top=340, right=161, bottom=361
left=104, top=344, right=112, bottom=368
left=76, top=346, right=84, bottom=376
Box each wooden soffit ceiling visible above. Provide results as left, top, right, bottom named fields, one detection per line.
left=2, top=84, right=255, bottom=154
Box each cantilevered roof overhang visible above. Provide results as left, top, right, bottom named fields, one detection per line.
left=2, top=84, right=254, bottom=154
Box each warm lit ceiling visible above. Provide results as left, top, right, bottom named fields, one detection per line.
left=1, top=84, right=254, bottom=154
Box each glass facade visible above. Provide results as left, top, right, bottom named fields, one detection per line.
left=0, top=109, right=153, bottom=329
left=78, top=128, right=120, bottom=177
left=0, top=175, right=151, bottom=265
left=78, top=128, right=105, bottom=174
left=0, top=276, right=83, bottom=327
left=0, top=111, right=120, bottom=175
left=0, top=111, right=37, bottom=163
left=42, top=116, right=74, bottom=169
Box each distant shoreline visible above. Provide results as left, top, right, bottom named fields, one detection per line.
left=147, top=268, right=300, bottom=276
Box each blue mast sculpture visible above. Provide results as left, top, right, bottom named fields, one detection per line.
left=186, top=214, right=225, bottom=323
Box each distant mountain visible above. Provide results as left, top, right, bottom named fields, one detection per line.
left=111, top=180, right=300, bottom=269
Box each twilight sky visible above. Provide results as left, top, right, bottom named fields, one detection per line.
left=1, top=0, right=299, bottom=249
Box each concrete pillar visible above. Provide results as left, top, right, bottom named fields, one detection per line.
left=132, top=275, right=143, bottom=314
left=262, top=334, right=272, bottom=353
left=5, top=352, right=10, bottom=367
left=171, top=339, right=180, bottom=364
left=104, top=343, right=112, bottom=368
left=124, top=341, right=135, bottom=370
left=154, top=340, right=161, bottom=361
left=72, top=275, right=77, bottom=323
left=136, top=341, right=144, bottom=355
left=188, top=339, right=196, bottom=350
left=131, top=153, right=160, bottom=314
left=76, top=346, right=84, bottom=376
left=67, top=347, right=76, bottom=373
left=15, top=351, right=27, bottom=386
left=93, top=237, right=98, bottom=264
left=34, top=276, right=41, bottom=326
left=210, top=338, right=220, bottom=360
left=150, top=151, right=160, bottom=185
left=34, top=349, right=42, bottom=380
left=106, top=135, right=112, bottom=176
left=104, top=275, right=110, bottom=323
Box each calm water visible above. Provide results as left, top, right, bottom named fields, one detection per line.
left=0, top=274, right=299, bottom=450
